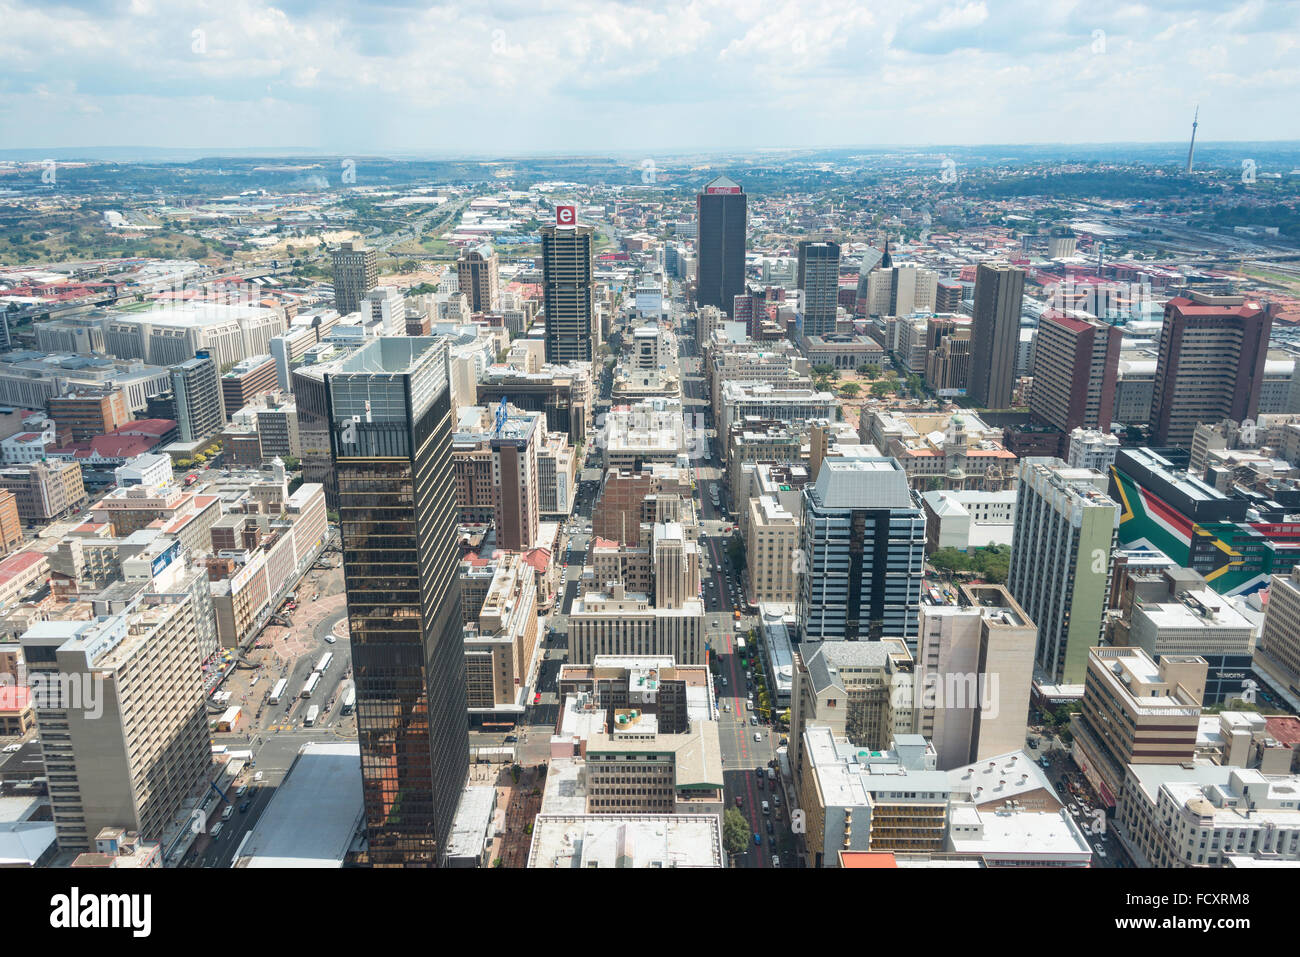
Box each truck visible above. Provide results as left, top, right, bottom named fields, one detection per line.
left=215, top=706, right=242, bottom=733
left=304, top=705, right=320, bottom=727
left=268, top=678, right=288, bottom=706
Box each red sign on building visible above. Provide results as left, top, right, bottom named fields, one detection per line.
left=705, top=186, right=741, bottom=194
left=555, top=205, right=576, bottom=226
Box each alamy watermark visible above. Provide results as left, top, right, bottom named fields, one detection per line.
left=0, top=660, right=104, bottom=720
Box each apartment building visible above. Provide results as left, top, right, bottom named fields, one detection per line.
left=20, top=599, right=211, bottom=850
left=1029, top=311, right=1121, bottom=436
left=331, top=241, right=379, bottom=315
left=0, top=460, right=87, bottom=524
left=747, top=495, right=800, bottom=605
left=460, top=244, right=502, bottom=316
left=220, top=354, right=277, bottom=418
left=463, top=554, right=539, bottom=716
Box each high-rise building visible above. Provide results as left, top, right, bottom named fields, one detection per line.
left=797, top=240, right=841, bottom=338
left=220, top=354, right=278, bottom=420
left=541, top=222, right=597, bottom=364
left=47, top=388, right=131, bottom=443
left=457, top=244, right=501, bottom=315
left=968, top=263, right=1026, bottom=409
left=331, top=241, right=379, bottom=315
left=1149, top=293, right=1272, bottom=448
left=491, top=409, right=541, bottom=551
left=20, top=599, right=211, bottom=851
left=695, top=176, right=747, bottom=313
left=170, top=353, right=225, bottom=444
left=1007, top=458, right=1120, bottom=684
left=326, top=338, right=468, bottom=866
left=797, top=457, right=926, bottom=650
left=1257, top=565, right=1300, bottom=699
left=1029, top=310, right=1121, bottom=435
left=361, top=287, right=406, bottom=337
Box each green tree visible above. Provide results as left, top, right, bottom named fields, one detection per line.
left=723, top=808, right=751, bottom=857
left=870, top=380, right=897, bottom=398
left=857, top=364, right=880, bottom=378
left=811, top=363, right=836, bottom=377
left=839, top=382, right=861, bottom=398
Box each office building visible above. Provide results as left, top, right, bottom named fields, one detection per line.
left=463, top=553, right=539, bottom=716
left=797, top=457, right=926, bottom=650
left=360, top=287, right=406, bottom=337
left=1256, top=565, right=1300, bottom=701
left=797, top=241, right=841, bottom=338
left=20, top=600, right=211, bottom=851
left=1150, top=294, right=1272, bottom=448
left=491, top=409, right=542, bottom=551
left=170, top=354, right=225, bottom=444
left=865, top=264, right=938, bottom=318
left=327, top=338, right=468, bottom=866
left=968, top=263, right=1025, bottom=409
left=0, top=490, right=22, bottom=556
left=916, top=585, right=1036, bottom=770
left=47, top=388, right=131, bottom=444
left=746, top=495, right=801, bottom=605
left=457, top=244, right=501, bottom=315
left=220, top=354, right=277, bottom=419
left=0, top=460, right=87, bottom=524
left=331, top=241, right=379, bottom=315
left=1029, top=311, right=1121, bottom=435
left=695, top=176, right=747, bottom=313
left=541, top=223, right=597, bottom=364
left=1007, top=458, right=1120, bottom=684
left=1071, top=645, right=1205, bottom=807
left=527, top=814, right=724, bottom=868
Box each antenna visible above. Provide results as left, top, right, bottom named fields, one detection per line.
left=1186, top=106, right=1199, bottom=174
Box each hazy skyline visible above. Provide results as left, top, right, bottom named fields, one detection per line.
left=2, top=0, right=1299, bottom=154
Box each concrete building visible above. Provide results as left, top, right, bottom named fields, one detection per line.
left=491, top=409, right=542, bottom=551
left=797, top=457, right=926, bottom=650
left=916, top=585, right=1036, bottom=770
left=1150, top=293, right=1273, bottom=448
left=866, top=264, right=939, bottom=318
left=968, top=263, right=1026, bottom=410
left=170, top=353, right=225, bottom=444
left=1256, top=565, right=1300, bottom=702
left=541, top=223, right=597, bottom=364
left=331, top=241, right=379, bottom=315
left=457, top=244, right=501, bottom=314
left=0, top=490, right=22, bottom=556
left=537, top=430, right=577, bottom=519
left=0, top=353, right=171, bottom=414
left=463, top=553, right=539, bottom=718
left=569, top=579, right=704, bottom=665
left=1007, top=458, right=1119, bottom=684
left=0, top=460, right=87, bottom=524
left=797, top=241, right=842, bottom=338
left=920, top=488, right=1017, bottom=552
left=1029, top=310, right=1121, bottom=435
left=1067, top=428, right=1120, bottom=471
left=102, top=303, right=285, bottom=369
left=1071, top=645, right=1206, bottom=808
left=695, top=176, right=747, bottom=314
left=747, top=495, right=800, bottom=605
left=47, top=388, right=131, bottom=444
left=527, top=813, right=724, bottom=868
left=19, top=600, right=211, bottom=851
left=220, top=354, right=277, bottom=419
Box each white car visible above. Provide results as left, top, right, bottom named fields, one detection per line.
left=324, top=635, right=337, bottom=644
left=754, top=732, right=762, bottom=742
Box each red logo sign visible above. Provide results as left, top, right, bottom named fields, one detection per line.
left=706, top=186, right=741, bottom=194
left=556, top=205, right=576, bottom=226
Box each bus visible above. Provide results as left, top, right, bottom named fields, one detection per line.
left=301, top=673, right=321, bottom=698
left=735, top=636, right=747, bottom=655
left=268, top=678, right=288, bottom=705
left=304, top=705, right=320, bottom=727
left=341, top=686, right=356, bottom=716
left=315, top=652, right=334, bottom=674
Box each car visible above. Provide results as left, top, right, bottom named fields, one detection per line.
left=753, top=832, right=761, bottom=846
left=1094, top=844, right=1107, bottom=859
left=773, top=792, right=781, bottom=807
left=324, top=635, right=337, bottom=644
left=761, top=800, right=770, bottom=816
left=235, top=784, right=248, bottom=798
left=723, top=702, right=730, bottom=712
left=534, top=692, right=542, bottom=705
left=735, top=795, right=743, bottom=808
left=221, top=805, right=234, bottom=821
left=765, top=818, right=774, bottom=835
left=720, top=676, right=727, bottom=686
left=754, top=732, right=762, bottom=742
left=750, top=715, right=758, bottom=726
left=771, top=855, right=781, bottom=868
left=209, top=822, right=224, bottom=839
left=238, top=801, right=251, bottom=813
left=504, top=734, right=518, bottom=743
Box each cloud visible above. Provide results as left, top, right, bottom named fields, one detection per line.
left=0, top=0, right=1297, bottom=152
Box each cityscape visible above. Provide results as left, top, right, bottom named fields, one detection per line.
left=0, top=0, right=1297, bottom=936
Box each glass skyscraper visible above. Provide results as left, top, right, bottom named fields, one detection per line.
left=326, top=337, right=468, bottom=867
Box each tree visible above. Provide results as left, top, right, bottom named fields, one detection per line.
left=870, top=381, right=897, bottom=398
left=839, top=382, right=861, bottom=399
left=723, top=808, right=751, bottom=857
left=857, top=364, right=879, bottom=378
left=811, top=363, right=836, bottom=377
left=282, top=456, right=301, bottom=472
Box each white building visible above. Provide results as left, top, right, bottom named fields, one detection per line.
left=114, top=453, right=174, bottom=488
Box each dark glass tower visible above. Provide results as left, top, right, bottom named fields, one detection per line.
left=696, top=176, right=747, bottom=313
left=326, top=337, right=468, bottom=867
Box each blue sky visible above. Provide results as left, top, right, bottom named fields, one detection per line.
left=2, top=0, right=1298, bottom=154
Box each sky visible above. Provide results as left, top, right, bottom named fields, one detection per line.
left=2, top=0, right=1299, bottom=155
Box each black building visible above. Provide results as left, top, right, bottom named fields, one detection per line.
left=696, top=176, right=747, bottom=314
left=326, top=338, right=468, bottom=867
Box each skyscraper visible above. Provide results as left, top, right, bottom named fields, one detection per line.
left=798, top=457, right=926, bottom=651
left=797, top=240, right=841, bottom=338
left=541, top=222, right=596, bottom=363
left=696, top=176, right=747, bottom=313
left=170, top=352, right=225, bottom=444
left=491, top=408, right=541, bottom=551
left=1007, top=458, right=1119, bottom=684
left=331, top=241, right=379, bottom=315
left=1029, top=310, right=1121, bottom=435
left=968, top=263, right=1026, bottom=409
left=1149, top=293, right=1272, bottom=448
left=326, top=337, right=468, bottom=866
left=457, top=244, right=501, bottom=314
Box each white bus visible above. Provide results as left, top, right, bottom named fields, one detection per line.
left=315, top=652, right=334, bottom=674
left=341, top=686, right=356, bottom=716
left=304, top=705, right=320, bottom=727
left=301, top=673, right=321, bottom=698
left=268, top=678, right=288, bottom=705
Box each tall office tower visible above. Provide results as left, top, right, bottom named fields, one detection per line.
left=916, top=584, right=1036, bottom=770
left=1149, top=293, right=1272, bottom=448
left=457, top=244, right=501, bottom=314
left=1029, top=310, right=1121, bottom=435
left=1007, top=458, right=1120, bottom=685
left=797, top=241, right=841, bottom=338
left=170, top=352, right=225, bottom=444
left=331, top=241, right=379, bottom=315
left=326, top=337, right=468, bottom=867
left=867, top=264, right=939, bottom=318
left=696, top=176, right=747, bottom=313
left=541, top=222, right=597, bottom=364
left=491, top=408, right=541, bottom=551
left=20, top=600, right=210, bottom=851
left=968, top=263, right=1026, bottom=409
left=798, top=457, right=926, bottom=651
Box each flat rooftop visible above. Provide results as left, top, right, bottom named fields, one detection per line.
left=527, top=814, right=724, bottom=868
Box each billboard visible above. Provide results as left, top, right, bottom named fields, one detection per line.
left=555, top=205, right=576, bottom=226
left=706, top=186, right=741, bottom=194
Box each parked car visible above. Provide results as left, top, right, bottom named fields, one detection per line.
left=771, top=855, right=781, bottom=868
left=753, top=832, right=761, bottom=846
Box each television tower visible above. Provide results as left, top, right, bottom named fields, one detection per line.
left=1186, top=106, right=1199, bottom=174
